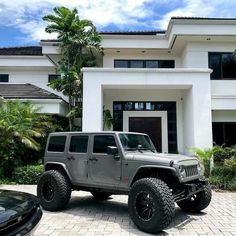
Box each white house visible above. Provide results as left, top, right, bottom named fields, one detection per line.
left=0, top=46, right=68, bottom=116
left=1, top=17, right=236, bottom=154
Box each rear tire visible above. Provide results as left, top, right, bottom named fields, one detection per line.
left=91, top=191, right=111, bottom=200
left=177, top=183, right=212, bottom=213
left=37, top=170, right=71, bottom=211
left=128, top=178, right=175, bottom=234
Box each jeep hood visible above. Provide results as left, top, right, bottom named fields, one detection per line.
left=125, top=152, right=199, bottom=166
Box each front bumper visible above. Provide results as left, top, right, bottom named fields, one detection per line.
left=173, top=179, right=208, bottom=202
left=1, top=205, right=43, bottom=236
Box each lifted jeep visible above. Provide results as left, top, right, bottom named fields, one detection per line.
left=37, top=132, right=211, bottom=234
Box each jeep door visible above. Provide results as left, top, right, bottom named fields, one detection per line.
left=66, top=134, right=89, bottom=183
left=89, top=134, right=121, bottom=186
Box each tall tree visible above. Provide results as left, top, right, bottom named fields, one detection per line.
left=43, top=6, right=101, bottom=130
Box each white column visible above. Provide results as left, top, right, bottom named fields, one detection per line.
left=192, top=80, right=213, bottom=149
left=182, top=75, right=212, bottom=154
left=82, top=74, right=103, bottom=131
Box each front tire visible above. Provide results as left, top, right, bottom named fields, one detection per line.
left=128, top=178, right=175, bottom=234
left=91, top=191, right=111, bottom=200
left=177, top=183, right=212, bottom=213
left=37, top=170, right=71, bottom=211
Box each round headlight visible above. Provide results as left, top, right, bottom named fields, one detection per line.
left=198, top=163, right=204, bottom=175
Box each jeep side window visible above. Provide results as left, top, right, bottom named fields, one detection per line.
left=48, top=136, right=66, bottom=152
left=93, top=135, right=117, bottom=153
left=69, top=135, right=88, bottom=153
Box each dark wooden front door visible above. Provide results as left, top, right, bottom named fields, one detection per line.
left=129, top=117, right=162, bottom=152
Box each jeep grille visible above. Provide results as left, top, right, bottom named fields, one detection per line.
left=184, top=165, right=198, bottom=177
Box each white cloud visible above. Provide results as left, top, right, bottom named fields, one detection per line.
left=156, top=0, right=236, bottom=29
left=0, top=0, right=154, bottom=42
left=0, top=0, right=235, bottom=43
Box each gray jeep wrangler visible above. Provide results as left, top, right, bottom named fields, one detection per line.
left=37, top=132, right=211, bottom=233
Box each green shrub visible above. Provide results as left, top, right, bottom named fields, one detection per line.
left=214, top=145, right=236, bottom=164
left=12, top=165, right=43, bottom=184
left=211, top=165, right=234, bottom=178
left=228, top=180, right=236, bottom=191
left=209, top=165, right=236, bottom=191
left=0, top=178, right=17, bottom=185
left=190, top=147, right=216, bottom=177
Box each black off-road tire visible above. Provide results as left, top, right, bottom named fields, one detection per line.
left=37, top=170, right=71, bottom=211
left=128, top=178, right=175, bottom=234
left=177, top=183, right=212, bottom=213
left=91, top=191, right=112, bottom=200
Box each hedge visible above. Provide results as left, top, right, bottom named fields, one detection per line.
left=12, top=165, right=43, bottom=184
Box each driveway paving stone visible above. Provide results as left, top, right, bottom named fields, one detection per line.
left=1, top=185, right=236, bottom=236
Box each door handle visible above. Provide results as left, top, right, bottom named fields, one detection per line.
left=89, top=158, right=98, bottom=162
left=67, top=156, right=75, bottom=161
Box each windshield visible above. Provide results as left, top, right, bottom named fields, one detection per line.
left=119, top=133, right=156, bottom=152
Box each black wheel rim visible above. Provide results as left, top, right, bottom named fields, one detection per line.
left=42, top=181, right=54, bottom=201
left=135, top=191, right=155, bottom=221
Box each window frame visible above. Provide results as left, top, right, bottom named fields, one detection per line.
left=212, top=122, right=236, bottom=146
left=47, top=135, right=67, bottom=153
left=68, top=135, right=89, bottom=154
left=114, top=59, right=175, bottom=68
left=209, top=52, right=236, bottom=80
left=48, top=74, right=61, bottom=83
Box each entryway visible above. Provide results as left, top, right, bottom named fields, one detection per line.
left=129, top=117, right=162, bottom=152
left=123, top=111, right=168, bottom=153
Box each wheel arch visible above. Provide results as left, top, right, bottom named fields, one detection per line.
left=44, top=162, right=72, bottom=182
left=130, top=165, right=178, bottom=187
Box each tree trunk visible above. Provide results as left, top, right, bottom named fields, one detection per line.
left=68, top=96, right=72, bottom=131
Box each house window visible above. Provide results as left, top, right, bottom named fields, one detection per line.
left=114, top=60, right=175, bottom=68
left=209, top=52, right=236, bottom=80
left=0, top=74, right=9, bottom=82
left=212, top=122, right=236, bottom=146
left=48, top=74, right=61, bottom=82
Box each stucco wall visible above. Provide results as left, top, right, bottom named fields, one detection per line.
left=0, top=68, right=67, bottom=101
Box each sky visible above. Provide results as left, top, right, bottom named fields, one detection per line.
left=0, top=0, right=236, bottom=47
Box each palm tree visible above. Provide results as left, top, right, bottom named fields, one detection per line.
left=43, top=6, right=101, bottom=130
left=0, top=100, right=51, bottom=176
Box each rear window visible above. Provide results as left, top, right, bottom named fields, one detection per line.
left=48, top=136, right=66, bottom=152
left=69, top=135, right=88, bottom=153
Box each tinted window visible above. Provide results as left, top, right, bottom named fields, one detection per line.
left=146, top=60, right=158, bottom=68
left=158, top=60, right=175, bottom=68
left=114, top=60, right=174, bottom=68
left=0, top=74, right=9, bottom=82
left=130, top=60, right=143, bottom=68
left=213, top=122, right=236, bottom=146
left=69, top=135, right=88, bottom=153
left=209, top=53, right=221, bottom=79
left=114, top=60, right=129, bottom=68
left=209, top=52, right=236, bottom=80
left=48, top=136, right=66, bottom=152
left=222, top=54, right=236, bottom=79
left=48, top=74, right=61, bottom=82
left=93, top=135, right=117, bottom=153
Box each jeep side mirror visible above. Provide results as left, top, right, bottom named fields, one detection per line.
left=107, top=146, right=120, bottom=160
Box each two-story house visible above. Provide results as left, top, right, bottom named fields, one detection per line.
left=1, top=17, right=236, bottom=154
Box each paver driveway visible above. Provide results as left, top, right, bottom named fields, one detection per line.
left=1, top=185, right=236, bottom=236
